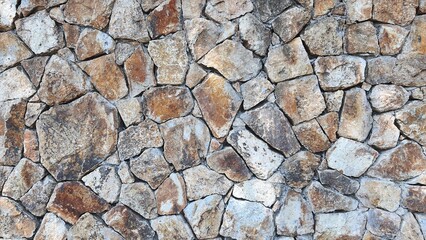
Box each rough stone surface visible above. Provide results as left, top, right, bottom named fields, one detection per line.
left=317, top=112, right=339, bottom=142
left=0, top=32, right=32, bottom=71
left=252, top=0, right=293, bottom=22
left=346, top=21, right=379, bottom=55
left=0, top=197, right=38, bottom=239
left=356, top=178, right=401, bottom=212
left=115, top=98, right=143, bottom=127
left=272, top=7, right=311, bottom=43
left=239, top=13, right=271, bottom=56
left=34, top=213, right=68, bottom=240
left=315, top=211, right=367, bottom=239
left=0, top=0, right=17, bottom=31
left=233, top=178, right=279, bottom=207
left=372, top=0, right=418, bottom=26
left=240, top=72, right=274, bottom=110
left=368, top=113, right=400, bottom=149
left=306, top=181, right=358, bottom=213
left=124, top=46, right=155, bottom=97
left=206, top=147, right=252, bottom=182
left=147, top=0, right=182, bottom=39
left=119, top=182, right=157, bottom=219
left=379, top=24, right=409, bottom=55
left=403, top=15, right=426, bottom=54
left=395, top=101, right=426, bottom=145
left=151, top=215, right=195, bottom=240
left=75, top=28, right=115, bottom=60
left=396, top=212, right=424, bottom=240
left=370, top=85, right=409, bottom=112
left=20, top=176, right=56, bottom=216
left=156, top=173, right=187, bottom=215
left=347, top=0, right=373, bottom=22
left=185, top=18, right=221, bottom=61
left=367, top=209, right=401, bottom=238
left=205, top=0, right=254, bottom=22
left=63, top=0, right=114, bottom=29
left=293, top=119, right=331, bottom=153
left=402, top=186, right=426, bottom=213
left=366, top=56, right=396, bottom=85
left=318, top=170, right=360, bottom=195
left=82, top=165, right=121, bottom=203
left=281, top=151, right=321, bottom=189
left=0, top=67, right=35, bottom=102
left=68, top=213, right=123, bottom=240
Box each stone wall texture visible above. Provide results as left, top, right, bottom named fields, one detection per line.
left=1, top=0, right=426, bottom=239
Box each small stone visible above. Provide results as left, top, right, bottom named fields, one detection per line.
left=412, top=88, right=424, bottom=100
left=19, top=0, right=48, bottom=17
left=151, top=215, right=195, bottom=240
left=318, top=170, right=360, bottom=195
left=193, top=73, right=242, bottom=138
left=272, top=7, right=310, bottom=43
left=75, top=28, right=115, bottom=60
left=317, top=112, right=339, bottom=142
left=103, top=205, right=155, bottom=240
left=346, top=0, right=372, bottom=22
left=240, top=72, right=274, bottom=110
left=239, top=13, right=271, bottom=56
left=200, top=40, right=262, bottom=82
left=372, top=0, right=418, bottom=26
left=82, top=165, right=121, bottom=203
left=301, top=17, right=344, bottom=56
left=0, top=197, right=37, bottom=239
left=147, top=0, right=182, bottom=39
left=115, top=98, right=143, bottom=127
left=156, top=173, right=187, bottom=215
left=327, top=137, right=378, bottom=177
left=185, top=18, right=222, bottom=61
left=184, top=194, right=225, bottom=239
left=367, top=209, right=401, bottom=238
left=233, top=179, right=279, bottom=207
left=281, top=151, right=321, bottom=189
left=346, top=21, right=379, bottom=55
left=2, top=158, right=45, bottom=200
left=227, top=128, right=285, bottom=179
left=313, top=0, right=337, bottom=17
left=47, top=181, right=109, bottom=224
left=368, top=113, right=400, bottom=149
left=366, top=56, right=396, bottom=85
left=206, top=147, right=252, bottom=182
left=21, top=56, right=49, bottom=87
left=0, top=166, right=13, bottom=192
left=63, top=23, right=80, bottom=48
left=141, top=0, right=164, bottom=11
left=23, top=129, right=39, bottom=162
left=276, top=75, right=326, bottom=124
left=370, top=84, right=409, bottom=112
left=118, top=161, right=135, bottom=184
left=306, top=181, right=358, bottom=213
left=16, top=11, right=64, bottom=54
left=64, top=0, right=114, bottom=29
left=0, top=32, right=32, bottom=71
left=124, top=46, right=155, bottom=97
left=205, top=0, right=253, bottom=22
left=265, top=38, right=313, bottom=83
left=324, top=91, right=344, bottom=112
left=0, top=0, right=17, bottom=30
left=143, top=86, right=194, bottom=123
left=182, top=0, right=205, bottom=18
left=160, top=116, right=210, bottom=170
left=379, top=24, right=409, bottom=55
left=0, top=67, right=35, bottom=102
left=220, top=198, right=274, bottom=240
left=34, top=213, right=68, bottom=240
left=20, top=176, right=56, bottom=216
left=115, top=42, right=138, bottom=65
left=38, top=55, right=90, bottom=105
left=148, top=31, right=188, bottom=84
left=252, top=0, right=293, bottom=22
left=183, top=165, right=233, bottom=201
left=186, top=63, right=207, bottom=88
left=276, top=190, right=314, bottom=236
left=403, top=15, right=426, bottom=55
left=293, top=119, right=331, bottom=153
left=68, top=213, right=123, bottom=240
left=396, top=212, right=424, bottom=240
left=356, top=178, right=401, bottom=212
left=119, top=182, right=157, bottom=219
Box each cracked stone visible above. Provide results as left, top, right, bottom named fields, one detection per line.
left=156, top=173, right=187, bottom=215
left=356, top=178, right=401, bottom=212
left=118, top=161, right=135, bottom=184
left=239, top=13, right=271, bottom=56
left=346, top=0, right=372, bottom=22
left=75, top=28, right=115, bottom=60
left=324, top=91, right=344, bottom=112
left=272, top=7, right=310, bottom=43
left=379, top=24, right=409, bottom=55
left=233, top=178, right=279, bottom=207
left=151, top=215, right=195, bottom=240
left=64, top=0, right=114, bottom=29
left=0, top=67, right=35, bottom=102
left=0, top=166, right=12, bottom=192
left=240, top=72, right=274, bottom=110
left=68, top=213, right=123, bottom=240
left=392, top=54, right=426, bottom=87
left=372, top=0, right=418, bottom=26
left=124, top=46, right=155, bottom=97
left=205, top=0, right=253, bottom=22
left=306, top=181, right=358, bottom=213
left=367, top=209, right=401, bottom=238
left=186, top=63, right=207, bottom=88
left=185, top=18, right=221, bottom=61
left=21, top=56, right=49, bottom=88
left=314, top=211, right=366, bottom=239
left=318, top=169, right=360, bottom=195
left=20, top=176, right=56, bottom=216
left=0, top=197, right=38, bottom=239
left=119, top=182, right=157, bottom=219
left=34, top=213, right=68, bottom=240
left=206, top=147, right=252, bottom=182
left=317, top=112, right=339, bottom=142
left=368, top=113, right=400, bottom=150
left=396, top=212, right=424, bottom=240
left=115, top=98, right=143, bottom=127
left=370, top=84, right=409, bottom=112
left=281, top=151, right=321, bottom=189
left=293, top=119, right=331, bottom=153
left=252, top=0, right=293, bottom=22
left=346, top=21, right=379, bottom=55
left=0, top=32, right=32, bottom=71
left=82, top=165, right=121, bottom=203
left=147, top=0, right=182, bottom=39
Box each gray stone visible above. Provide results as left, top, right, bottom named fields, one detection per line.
left=182, top=0, right=205, bottom=18
left=395, top=212, right=424, bottom=240
left=252, top=0, right=293, bottom=22
left=240, top=72, right=274, bottom=110
left=21, top=56, right=49, bottom=88
left=306, top=181, right=358, bottom=213
left=119, top=182, right=157, bottom=219
left=185, top=18, right=221, bottom=61
left=34, top=213, right=68, bottom=240
left=20, top=176, right=56, bottom=216
left=356, top=178, right=401, bottom=212
left=346, top=21, right=379, bottom=55
left=346, top=0, right=372, bottom=22
left=0, top=197, right=38, bottom=239
left=68, top=213, right=123, bottom=240
left=0, top=32, right=32, bottom=71
left=367, top=209, right=401, bottom=238
left=151, top=215, right=194, bottom=240
left=239, top=13, right=271, bottom=56
left=272, top=7, right=311, bottom=43
left=314, top=211, right=366, bottom=239
left=366, top=56, right=396, bottom=85
left=392, top=54, right=426, bottom=87
left=368, top=113, right=400, bottom=150
left=0, top=0, right=17, bottom=30
left=318, top=170, right=360, bottom=195
left=205, top=0, right=253, bottom=22
left=82, top=165, right=121, bottom=203
left=281, top=151, right=321, bottom=189
left=115, top=98, right=143, bottom=127
left=185, top=62, right=207, bottom=88
left=370, top=85, right=409, bottom=112
left=0, top=67, right=35, bottom=102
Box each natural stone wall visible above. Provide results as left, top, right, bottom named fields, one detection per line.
left=1, top=0, right=426, bottom=239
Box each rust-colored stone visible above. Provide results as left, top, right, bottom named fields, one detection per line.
left=63, top=23, right=80, bottom=49
left=147, top=0, right=182, bottom=39
left=23, top=129, right=39, bottom=162
left=372, top=0, right=417, bottom=26
left=281, top=151, right=321, bottom=189
left=64, top=0, right=115, bottom=29
left=124, top=46, right=155, bottom=97
left=206, top=147, right=252, bottom=182
left=293, top=119, right=331, bottom=153
left=156, top=173, right=187, bottom=215
left=402, top=185, right=426, bottom=213
left=317, top=112, right=339, bottom=142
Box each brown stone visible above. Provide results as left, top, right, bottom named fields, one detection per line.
left=318, top=170, right=360, bottom=195
left=317, top=112, right=339, bottom=142
left=147, top=0, right=182, bottom=39
left=186, top=63, right=207, bottom=88
left=314, top=0, right=337, bottom=17
left=0, top=197, right=38, bottom=239
left=306, top=181, right=358, bottom=213
left=23, top=129, right=39, bottom=162
left=206, top=147, right=252, bottom=182
left=124, top=46, right=155, bottom=97
left=0, top=67, right=36, bottom=102
left=372, top=0, right=418, bottom=26
left=367, top=209, right=401, bottom=238
left=346, top=0, right=372, bottom=22
left=379, top=24, right=409, bottom=55
left=20, top=176, right=56, bottom=217
left=396, top=101, right=426, bottom=145
left=156, top=173, right=187, bottom=215
left=63, top=23, right=80, bottom=48
left=402, top=185, right=426, bottom=213
left=281, top=151, right=320, bottom=189
left=151, top=215, right=194, bottom=239
left=272, top=7, right=311, bottom=43
left=75, top=28, right=115, bottom=60
left=64, top=0, right=114, bottom=29
left=293, top=119, right=331, bottom=153
left=21, top=56, right=49, bottom=88
left=0, top=32, right=32, bottom=71
left=402, top=15, right=426, bottom=54
left=346, top=21, right=379, bottom=55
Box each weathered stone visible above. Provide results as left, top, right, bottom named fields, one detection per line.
left=156, top=173, right=187, bottom=215
left=318, top=169, right=360, bottom=195
left=151, top=215, right=195, bottom=240
left=366, top=56, right=396, bottom=85
left=370, top=85, right=409, bottom=112
left=0, top=0, right=17, bottom=30
left=0, top=67, right=35, bottom=102
left=119, top=182, right=157, bottom=219
left=233, top=178, right=279, bottom=207
left=276, top=75, right=326, bottom=124
left=301, top=17, right=344, bottom=56
left=240, top=72, right=274, bottom=110
left=115, top=42, right=138, bottom=65
left=421, top=0, right=426, bottom=13
left=306, top=181, right=358, bottom=213
left=124, top=46, right=155, bottom=97
left=186, top=63, right=207, bottom=88
left=184, top=194, right=224, bottom=239
left=392, top=54, right=426, bottom=87
left=372, top=0, right=418, bottom=26
left=367, top=209, right=401, bottom=238
left=265, top=38, right=313, bottom=83
left=75, top=28, right=115, bottom=60
left=63, top=0, right=113, bottom=29
left=379, top=24, right=409, bottom=55
left=20, top=176, right=56, bottom=216
left=18, top=0, right=48, bottom=17
left=147, top=0, right=182, bottom=39
left=239, top=13, right=271, bottom=56
left=182, top=0, right=205, bottom=18
left=0, top=197, right=37, bottom=239
left=356, top=178, right=401, bottom=212
left=63, top=23, right=80, bottom=48
left=346, top=0, right=372, bottom=22
left=200, top=40, right=262, bottom=82
left=396, top=212, right=424, bottom=240
left=82, top=165, right=120, bottom=203
left=227, top=128, right=284, bottom=179
left=0, top=166, right=12, bottom=192
left=205, top=0, right=253, bottom=22
left=183, top=165, right=233, bottom=201
left=402, top=185, right=426, bottom=213
left=34, top=213, right=68, bottom=240
left=118, top=161, right=135, bottom=184
left=293, top=119, right=331, bottom=153
left=346, top=21, right=379, bottom=55
left=160, top=116, right=210, bottom=170
left=148, top=31, right=188, bottom=84
left=368, top=113, right=400, bottom=149
left=206, top=147, right=252, bottom=182
left=143, top=86, right=193, bottom=123
left=417, top=214, right=426, bottom=239
left=317, top=112, right=339, bottom=142
left=47, top=181, right=109, bottom=224
left=252, top=0, right=293, bottom=22
left=327, top=137, right=378, bottom=177
left=16, top=11, right=64, bottom=54
left=220, top=198, right=274, bottom=240
left=281, top=151, right=320, bottom=189
left=68, top=213, right=123, bottom=240
left=272, top=7, right=310, bottom=43
left=313, top=0, right=337, bottom=17
left=324, top=91, right=344, bottom=113
left=276, top=190, right=314, bottom=236
left=22, top=130, right=37, bottom=162
left=103, top=205, right=155, bottom=240
left=403, top=15, right=426, bottom=55
left=141, top=0, right=164, bottom=11
left=314, top=211, right=366, bottom=239
left=115, top=98, right=143, bottom=127
left=185, top=18, right=221, bottom=61
left=0, top=32, right=32, bottom=71
left=37, top=93, right=118, bottom=180
left=21, top=56, right=49, bottom=88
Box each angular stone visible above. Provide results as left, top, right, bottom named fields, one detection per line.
left=119, top=182, right=157, bottom=219
left=293, top=119, right=331, bottom=153
left=276, top=190, right=314, bottom=236
left=356, top=178, right=401, bottom=212
left=193, top=73, right=241, bottom=138
left=220, top=198, right=274, bottom=240
left=402, top=185, right=426, bottom=213
left=186, top=63, right=207, bottom=88
left=346, top=0, right=372, bottom=22
left=318, top=170, right=360, bottom=195
left=252, top=0, right=293, bottom=22
left=63, top=0, right=113, bottom=29
left=368, top=113, right=400, bottom=149
left=68, top=213, right=123, bottom=240
left=301, top=17, right=344, bottom=56
left=396, top=212, right=424, bottom=240
left=372, top=0, right=417, bottom=26
left=227, top=128, right=284, bottom=179
left=233, top=179, right=279, bottom=207
left=148, top=31, right=188, bottom=84
left=160, top=116, right=210, bottom=170
left=317, top=112, right=339, bottom=142
left=151, top=215, right=194, bottom=240
left=367, top=209, right=401, bottom=238
left=47, top=181, right=109, bottom=224
left=314, top=0, right=338, bottom=17
left=37, top=93, right=118, bottom=180
left=370, top=85, right=409, bottom=112
left=240, top=72, right=274, bottom=110
left=0, top=32, right=32, bottom=71
left=21, top=56, right=49, bottom=88
left=346, top=21, right=379, bottom=55
left=20, top=176, right=56, bottom=216
left=417, top=214, right=426, bottom=239
left=103, top=205, right=155, bottom=240
left=115, top=98, right=143, bottom=127
left=16, top=11, right=64, bottom=54
left=124, top=46, right=155, bottom=97
left=182, top=0, right=205, bottom=18
left=206, top=147, right=252, bottom=182
left=200, top=40, right=262, bottom=82
left=272, top=7, right=310, bottom=43
left=184, top=194, right=224, bottom=239
left=75, top=28, right=115, bottom=60
left=34, top=213, right=68, bottom=240
left=183, top=165, right=233, bottom=201
left=366, top=56, right=396, bottom=85
left=114, top=41, right=138, bottom=65
left=306, top=181, right=358, bottom=213
left=314, top=211, right=366, bottom=239
left=82, top=165, right=121, bottom=203
left=265, top=38, right=313, bottom=83
left=368, top=140, right=426, bottom=180
left=147, top=0, right=182, bottom=39
left=185, top=18, right=222, bottom=61
left=0, top=166, right=12, bottom=192
left=324, top=91, right=344, bottom=113
left=281, top=151, right=321, bottom=189
left=141, top=0, right=164, bottom=11
left=379, top=24, right=409, bottom=55
left=0, top=0, right=16, bottom=30
left=0, top=197, right=37, bottom=239
left=392, top=54, right=426, bottom=87
left=0, top=67, right=35, bottom=102
left=118, top=161, right=135, bottom=184
left=205, top=0, right=253, bottom=22
left=239, top=13, right=271, bottom=56
left=117, top=120, right=163, bottom=161
left=276, top=75, right=326, bottom=124
left=327, top=137, right=378, bottom=177
left=63, top=23, right=80, bottom=49
left=156, top=173, right=187, bottom=215
left=143, top=86, right=193, bottom=123
left=403, top=15, right=426, bottom=55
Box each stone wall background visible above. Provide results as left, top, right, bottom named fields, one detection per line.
left=1, top=0, right=426, bottom=239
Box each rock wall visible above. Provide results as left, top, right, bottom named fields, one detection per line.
left=1, top=0, right=426, bottom=239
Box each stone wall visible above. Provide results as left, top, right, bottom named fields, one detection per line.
left=1, top=0, right=426, bottom=239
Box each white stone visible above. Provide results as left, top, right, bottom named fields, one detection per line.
left=151, top=215, right=194, bottom=240
left=34, top=213, right=68, bottom=240
left=356, top=178, right=401, bottom=212
left=232, top=178, right=279, bottom=207
left=82, top=165, right=121, bottom=203
left=0, top=67, right=35, bottom=102
left=314, top=211, right=367, bottom=239
left=368, top=113, right=400, bottom=149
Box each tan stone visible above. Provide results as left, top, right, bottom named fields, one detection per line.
left=317, top=112, right=339, bottom=142
left=64, top=0, right=114, bottom=29
left=346, top=0, right=372, bottom=22
left=272, top=7, right=310, bottom=43
left=21, top=56, right=49, bottom=88
left=124, top=46, right=155, bottom=97
left=119, top=182, right=157, bottom=219
left=151, top=215, right=194, bottom=239
left=379, top=24, right=409, bottom=55
left=34, top=213, right=68, bottom=240
left=0, top=0, right=17, bottom=31
left=185, top=18, right=221, bottom=61
left=281, top=151, right=321, bottom=189
left=372, top=0, right=418, bottom=26
left=346, top=21, right=379, bottom=55
left=0, top=197, right=38, bottom=239
left=0, top=32, right=32, bottom=71
left=63, top=23, right=80, bottom=48
left=182, top=0, right=205, bottom=18
left=206, top=147, right=252, bottom=182
left=239, top=13, right=271, bottom=56
left=324, top=91, right=344, bottom=112
left=370, top=85, right=409, bottom=112
left=68, top=213, right=123, bottom=240
left=147, top=0, right=182, bottom=39
left=75, top=28, right=115, bottom=60
left=23, top=129, right=39, bottom=162
left=403, top=15, right=426, bottom=54
left=0, top=67, right=35, bottom=102
left=156, top=173, right=187, bottom=215
left=396, top=101, right=426, bottom=145
left=314, top=0, right=337, bottom=17
left=205, top=0, right=253, bottom=22
left=293, top=119, right=331, bottom=153
left=396, top=212, right=424, bottom=240
left=356, top=178, right=401, bottom=212
left=115, top=98, right=143, bottom=127
left=185, top=63, right=207, bottom=88
left=402, top=185, right=426, bottom=213
left=306, top=181, right=358, bottom=213
left=368, top=113, right=400, bottom=150
left=315, top=211, right=366, bottom=239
